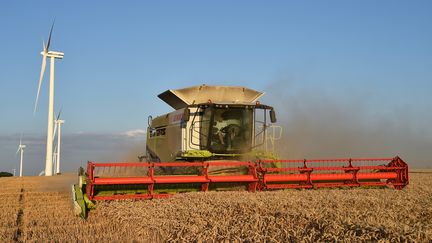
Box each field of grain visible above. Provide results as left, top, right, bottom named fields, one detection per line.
left=0, top=172, right=431, bottom=242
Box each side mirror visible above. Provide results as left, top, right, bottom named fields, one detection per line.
left=148, top=115, right=153, bottom=127
left=183, top=108, right=190, bottom=122
left=270, top=110, right=277, bottom=123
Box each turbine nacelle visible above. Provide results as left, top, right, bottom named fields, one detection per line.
left=16, top=136, right=26, bottom=154
left=16, top=144, right=26, bottom=154
left=40, top=50, right=64, bottom=59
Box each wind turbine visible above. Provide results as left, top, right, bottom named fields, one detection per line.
left=16, top=135, right=26, bottom=177
left=52, top=110, right=65, bottom=175
left=34, top=22, right=64, bottom=176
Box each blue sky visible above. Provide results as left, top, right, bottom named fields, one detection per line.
left=0, top=1, right=431, bottom=175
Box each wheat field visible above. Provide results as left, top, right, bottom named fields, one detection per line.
left=0, top=172, right=431, bottom=242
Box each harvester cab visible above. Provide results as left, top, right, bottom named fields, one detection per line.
left=146, top=85, right=281, bottom=163
left=72, top=85, right=409, bottom=219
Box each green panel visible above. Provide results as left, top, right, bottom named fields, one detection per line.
left=73, top=184, right=87, bottom=219
left=93, top=183, right=203, bottom=197
left=180, top=150, right=213, bottom=158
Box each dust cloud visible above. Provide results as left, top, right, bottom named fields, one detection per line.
left=263, top=81, right=432, bottom=168
left=114, top=81, right=431, bottom=168
left=118, top=141, right=147, bottom=162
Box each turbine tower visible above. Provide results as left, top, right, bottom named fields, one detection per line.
left=34, top=22, right=64, bottom=176
left=16, top=136, right=26, bottom=177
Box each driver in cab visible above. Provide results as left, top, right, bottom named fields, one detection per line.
left=213, top=110, right=241, bottom=150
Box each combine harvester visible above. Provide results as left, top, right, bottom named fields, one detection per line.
left=72, top=85, right=409, bottom=218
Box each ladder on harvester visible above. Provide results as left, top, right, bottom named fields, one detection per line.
left=264, top=125, right=283, bottom=152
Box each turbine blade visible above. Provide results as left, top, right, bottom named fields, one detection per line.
left=17, top=132, right=23, bottom=154
left=53, top=121, right=58, bottom=141
left=53, top=148, right=56, bottom=157
left=57, top=106, right=63, bottom=120
left=34, top=54, right=47, bottom=114
left=52, top=144, right=57, bottom=169
left=46, top=20, right=55, bottom=51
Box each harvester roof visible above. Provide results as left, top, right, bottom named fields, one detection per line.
left=158, top=84, right=264, bottom=110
